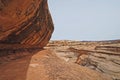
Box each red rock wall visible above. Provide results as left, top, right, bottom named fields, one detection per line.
left=0, top=0, right=54, bottom=49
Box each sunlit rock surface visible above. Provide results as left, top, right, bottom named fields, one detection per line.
left=0, top=50, right=111, bottom=80
left=0, top=0, right=116, bottom=80
left=46, top=40, right=120, bottom=80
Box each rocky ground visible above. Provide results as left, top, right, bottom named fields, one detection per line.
left=0, top=40, right=119, bottom=80
left=46, top=40, right=120, bottom=80
left=0, top=49, right=111, bottom=80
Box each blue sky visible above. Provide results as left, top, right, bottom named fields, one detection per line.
left=48, top=0, right=120, bottom=41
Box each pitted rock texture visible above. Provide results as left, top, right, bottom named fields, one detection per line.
left=0, top=0, right=54, bottom=48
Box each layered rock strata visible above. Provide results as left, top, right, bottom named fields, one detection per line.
left=0, top=0, right=54, bottom=49
left=46, top=40, right=120, bottom=80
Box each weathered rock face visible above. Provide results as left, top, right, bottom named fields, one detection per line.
left=88, top=45, right=120, bottom=80
left=0, top=0, right=54, bottom=48
left=0, top=1, right=118, bottom=80
left=46, top=40, right=120, bottom=80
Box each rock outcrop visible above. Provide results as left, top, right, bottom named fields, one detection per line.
left=0, top=0, right=54, bottom=49
left=46, top=40, right=120, bottom=80
left=89, top=45, right=120, bottom=80
left=0, top=50, right=111, bottom=80
left=0, top=0, right=117, bottom=80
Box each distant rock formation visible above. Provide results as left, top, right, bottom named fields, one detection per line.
left=46, top=40, right=120, bottom=80
left=0, top=0, right=54, bottom=49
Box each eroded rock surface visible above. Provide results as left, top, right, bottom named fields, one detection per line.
left=0, top=50, right=111, bottom=80
left=46, top=40, right=120, bottom=80
left=0, top=0, right=118, bottom=80
left=0, top=0, right=54, bottom=48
